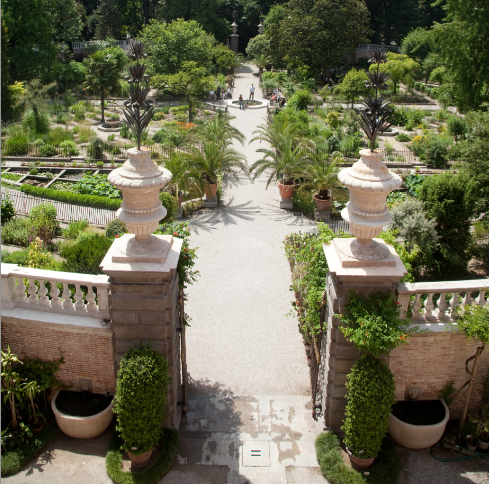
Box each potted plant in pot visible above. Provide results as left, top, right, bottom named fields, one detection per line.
left=337, top=291, right=419, bottom=471
left=113, top=344, right=170, bottom=467
left=250, top=115, right=311, bottom=202
left=23, top=381, right=46, bottom=433
left=298, top=150, right=343, bottom=211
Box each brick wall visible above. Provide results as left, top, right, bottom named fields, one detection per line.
left=389, top=332, right=489, bottom=419
left=1, top=318, right=116, bottom=394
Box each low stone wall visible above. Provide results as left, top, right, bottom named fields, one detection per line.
left=389, top=331, right=489, bottom=419
left=1, top=312, right=116, bottom=394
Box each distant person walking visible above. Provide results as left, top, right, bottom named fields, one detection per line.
left=216, top=85, right=221, bottom=101
left=239, top=94, right=244, bottom=110
left=249, top=84, right=255, bottom=100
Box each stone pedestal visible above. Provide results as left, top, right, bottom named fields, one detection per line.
left=314, top=209, right=330, bottom=222
left=279, top=199, right=293, bottom=210
left=101, top=237, right=183, bottom=429
left=319, top=239, right=406, bottom=434
left=230, top=34, right=239, bottom=54
left=204, top=195, right=217, bottom=208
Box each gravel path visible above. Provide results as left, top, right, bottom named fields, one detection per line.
left=184, top=65, right=317, bottom=396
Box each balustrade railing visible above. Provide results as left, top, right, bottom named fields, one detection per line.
left=1, top=264, right=110, bottom=320
left=397, top=280, right=488, bottom=326
left=357, top=43, right=401, bottom=53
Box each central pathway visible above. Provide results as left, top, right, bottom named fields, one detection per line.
left=179, top=65, right=324, bottom=483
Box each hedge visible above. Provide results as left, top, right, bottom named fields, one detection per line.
left=20, top=184, right=122, bottom=210
left=1, top=424, right=61, bottom=477
left=105, top=428, right=180, bottom=484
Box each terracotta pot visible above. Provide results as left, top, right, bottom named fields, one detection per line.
left=466, top=436, right=478, bottom=451
left=314, top=194, right=332, bottom=211
left=479, top=441, right=489, bottom=450
left=346, top=448, right=375, bottom=471
left=204, top=183, right=218, bottom=198
left=32, top=422, right=44, bottom=434
left=278, top=182, right=295, bottom=200
left=128, top=449, right=153, bottom=467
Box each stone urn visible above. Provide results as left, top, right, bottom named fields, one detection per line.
left=107, top=147, right=173, bottom=262
left=337, top=149, right=401, bottom=261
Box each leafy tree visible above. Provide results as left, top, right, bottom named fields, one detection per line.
left=401, top=27, right=433, bottom=64
left=58, top=61, right=87, bottom=92
left=92, top=0, right=122, bottom=39
left=246, top=35, right=270, bottom=61
left=156, top=61, right=215, bottom=122
left=83, top=50, right=121, bottom=122
left=432, top=0, right=489, bottom=111
left=268, top=0, right=370, bottom=84
left=213, top=43, right=236, bottom=74
left=47, top=0, right=83, bottom=43
left=446, top=115, right=467, bottom=143
left=1, top=15, right=12, bottom=120
left=139, top=19, right=216, bottom=76
left=334, top=68, right=368, bottom=107
left=364, top=0, right=422, bottom=45
left=372, top=52, right=420, bottom=94
left=429, top=66, right=446, bottom=84
left=263, top=4, right=287, bottom=70
left=418, top=172, right=476, bottom=276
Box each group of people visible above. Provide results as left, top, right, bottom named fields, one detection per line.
left=266, top=88, right=286, bottom=106
left=210, top=85, right=232, bottom=101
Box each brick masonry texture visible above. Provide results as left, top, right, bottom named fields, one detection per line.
left=1, top=322, right=116, bottom=394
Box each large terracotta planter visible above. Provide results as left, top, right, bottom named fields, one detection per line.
left=204, top=183, right=218, bottom=198
left=388, top=399, right=449, bottom=449
left=52, top=389, right=114, bottom=439
left=278, top=182, right=295, bottom=200
left=314, top=194, right=332, bottom=211
left=128, top=449, right=153, bottom=467
left=346, top=448, right=375, bottom=471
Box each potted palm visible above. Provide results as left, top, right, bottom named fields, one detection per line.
left=250, top=116, right=311, bottom=203
left=298, top=150, right=343, bottom=211
left=113, top=344, right=170, bottom=467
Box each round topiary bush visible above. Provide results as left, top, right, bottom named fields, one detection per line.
left=113, top=344, right=170, bottom=456
left=159, top=192, right=178, bottom=223
left=342, top=355, right=395, bottom=459
left=59, top=140, right=79, bottom=157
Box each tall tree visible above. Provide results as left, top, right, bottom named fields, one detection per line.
left=92, top=0, right=123, bottom=39
left=372, top=52, right=420, bottom=94
left=83, top=50, right=121, bottom=122
left=269, top=0, right=370, bottom=84
left=1, top=15, right=12, bottom=120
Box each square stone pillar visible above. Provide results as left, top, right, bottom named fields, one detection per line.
left=101, top=236, right=183, bottom=429
left=320, top=238, right=406, bottom=435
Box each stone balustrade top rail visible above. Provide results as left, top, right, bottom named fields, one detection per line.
left=357, top=43, right=401, bottom=53
left=1, top=264, right=110, bottom=320
left=397, top=279, right=488, bottom=327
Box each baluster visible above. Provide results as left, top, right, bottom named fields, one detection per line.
left=397, top=294, right=410, bottom=319
left=15, top=277, right=28, bottom=303
left=27, top=278, right=39, bottom=304
left=476, top=289, right=487, bottom=307
left=462, top=292, right=471, bottom=306
left=412, top=293, right=422, bottom=319
left=62, top=282, right=74, bottom=310
left=434, top=292, right=448, bottom=320
left=424, top=293, right=435, bottom=318
left=86, top=285, right=97, bottom=311
left=50, top=281, right=62, bottom=308
left=38, top=280, right=50, bottom=306
left=74, top=284, right=86, bottom=310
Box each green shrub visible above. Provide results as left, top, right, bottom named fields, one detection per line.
left=59, top=230, right=112, bottom=274
left=59, top=140, right=79, bottom=157
left=38, top=144, right=58, bottom=157
left=287, top=90, right=313, bottom=111
left=87, top=139, right=105, bottom=159
left=22, top=109, right=50, bottom=134
left=74, top=173, right=121, bottom=199
left=107, top=134, right=115, bottom=141
left=47, top=127, right=74, bottom=146
left=1, top=249, right=29, bottom=265
left=29, top=203, right=59, bottom=244
left=77, top=127, right=96, bottom=143
left=74, top=111, right=85, bottom=121
left=62, top=220, right=89, bottom=240
left=120, top=123, right=130, bottom=139
left=20, top=184, right=122, bottom=210
left=342, top=355, right=395, bottom=459
left=33, top=138, right=45, bottom=147
left=55, top=113, right=70, bottom=124
left=1, top=217, right=32, bottom=246
left=113, top=344, right=170, bottom=455
left=159, top=192, right=178, bottom=223
left=2, top=194, right=15, bottom=225
left=447, top=115, right=467, bottom=142
left=3, top=129, right=29, bottom=156
left=153, top=112, right=166, bottom=121
left=105, top=428, right=180, bottom=484
left=418, top=172, right=476, bottom=276
left=395, top=133, right=411, bottom=142
left=105, top=219, right=127, bottom=238
left=425, top=138, right=449, bottom=167
left=391, top=106, right=409, bottom=126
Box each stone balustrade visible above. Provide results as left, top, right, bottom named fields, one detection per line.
left=72, top=40, right=130, bottom=52
left=1, top=263, right=110, bottom=320
left=357, top=43, right=401, bottom=53
left=397, top=279, right=488, bottom=327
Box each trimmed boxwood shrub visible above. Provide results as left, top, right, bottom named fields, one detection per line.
left=105, top=219, right=127, bottom=238
left=159, top=192, right=178, bottom=223
left=20, top=184, right=122, bottom=210
left=342, top=355, right=395, bottom=459
left=113, top=344, right=170, bottom=456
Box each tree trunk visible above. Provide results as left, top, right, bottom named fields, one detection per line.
left=10, top=393, right=17, bottom=429
left=143, top=0, right=150, bottom=24
left=393, top=82, right=397, bottom=94
left=188, top=98, right=193, bottom=123
left=101, top=90, right=105, bottom=123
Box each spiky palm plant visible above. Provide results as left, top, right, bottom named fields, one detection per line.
left=196, top=111, right=245, bottom=146
left=298, top=151, right=343, bottom=199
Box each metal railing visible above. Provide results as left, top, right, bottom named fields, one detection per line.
left=397, top=280, right=488, bottom=326
left=1, top=263, right=110, bottom=319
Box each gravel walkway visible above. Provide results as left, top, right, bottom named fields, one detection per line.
left=184, top=65, right=317, bottom=396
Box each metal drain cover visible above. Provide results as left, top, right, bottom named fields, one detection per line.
left=242, top=441, right=270, bottom=467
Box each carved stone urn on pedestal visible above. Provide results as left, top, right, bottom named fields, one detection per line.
left=336, top=149, right=401, bottom=264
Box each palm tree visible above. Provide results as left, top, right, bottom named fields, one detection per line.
left=196, top=111, right=245, bottom=146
